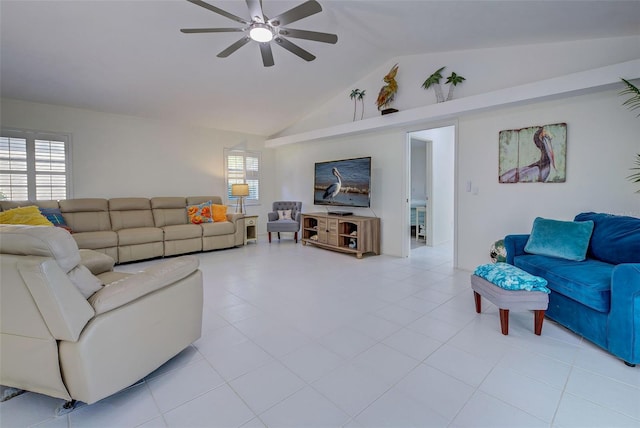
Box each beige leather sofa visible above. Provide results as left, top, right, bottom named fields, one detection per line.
left=1, top=196, right=244, bottom=264
left=108, top=198, right=164, bottom=263
left=0, top=225, right=203, bottom=406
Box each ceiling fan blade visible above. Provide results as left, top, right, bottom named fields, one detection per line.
left=186, top=0, right=249, bottom=25
left=217, top=36, right=251, bottom=58
left=278, top=28, right=337, bottom=44
left=268, top=0, right=322, bottom=26
left=245, top=0, right=265, bottom=23
left=259, top=43, right=275, bottom=67
left=181, top=27, right=245, bottom=34
left=274, top=37, right=315, bottom=62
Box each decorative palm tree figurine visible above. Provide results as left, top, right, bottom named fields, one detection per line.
left=422, top=66, right=445, bottom=103
left=357, top=89, right=366, bottom=120
left=349, top=89, right=361, bottom=121
left=446, top=71, right=466, bottom=101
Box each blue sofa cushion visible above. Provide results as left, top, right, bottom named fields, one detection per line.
left=524, top=217, right=594, bottom=261
left=574, top=212, right=640, bottom=265
left=514, top=254, right=613, bottom=313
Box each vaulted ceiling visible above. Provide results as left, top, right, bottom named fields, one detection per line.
left=1, top=0, right=638, bottom=137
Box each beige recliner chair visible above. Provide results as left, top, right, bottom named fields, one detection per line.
left=0, top=225, right=203, bottom=411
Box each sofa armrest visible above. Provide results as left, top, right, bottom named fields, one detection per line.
left=608, top=263, right=640, bottom=364
left=79, top=249, right=115, bottom=276
left=226, top=213, right=243, bottom=224
left=88, top=256, right=199, bottom=315
left=59, top=268, right=203, bottom=404
left=267, top=212, right=278, bottom=221
left=504, top=234, right=530, bottom=264
left=16, top=259, right=95, bottom=342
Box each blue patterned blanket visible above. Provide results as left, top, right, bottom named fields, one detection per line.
left=474, top=263, right=550, bottom=293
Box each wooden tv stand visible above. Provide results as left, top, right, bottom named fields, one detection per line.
left=301, top=213, right=380, bottom=259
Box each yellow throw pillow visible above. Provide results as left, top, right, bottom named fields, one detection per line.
left=212, top=204, right=228, bottom=222
left=0, top=205, right=54, bottom=226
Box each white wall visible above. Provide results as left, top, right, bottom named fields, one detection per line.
left=274, top=129, right=406, bottom=256
left=0, top=98, right=276, bottom=230
left=3, top=38, right=638, bottom=261
left=410, top=139, right=426, bottom=201
left=457, top=89, right=640, bottom=270
left=410, top=127, right=455, bottom=247
left=274, top=36, right=640, bottom=138
left=271, top=37, right=639, bottom=266
left=427, top=126, right=455, bottom=245
left=274, top=87, right=639, bottom=265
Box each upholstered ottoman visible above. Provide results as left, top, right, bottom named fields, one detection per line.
left=471, top=264, right=549, bottom=335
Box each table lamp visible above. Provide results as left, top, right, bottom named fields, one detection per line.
left=231, top=183, right=250, bottom=214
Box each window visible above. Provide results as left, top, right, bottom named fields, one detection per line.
left=224, top=148, right=260, bottom=206
left=0, top=129, right=71, bottom=201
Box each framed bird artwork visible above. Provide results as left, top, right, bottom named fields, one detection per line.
left=499, top=123, right=567, bottom=183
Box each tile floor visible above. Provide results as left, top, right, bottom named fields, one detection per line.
left=2, top=239, right=639, bottom=428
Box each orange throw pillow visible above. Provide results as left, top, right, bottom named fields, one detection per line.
left=212, top=204, right=228, bottom=222
left=187, top=201, right=213, bottom=224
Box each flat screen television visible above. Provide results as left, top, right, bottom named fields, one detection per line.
left=314, top=156, right=371, bottom=208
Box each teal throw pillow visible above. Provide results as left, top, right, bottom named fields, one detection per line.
left=524, top=217, right=594, bottom=261
left=39, top=207, right=72, bottom=232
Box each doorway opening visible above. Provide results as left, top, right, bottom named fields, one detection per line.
left=406, top=125, right=456, bottom=262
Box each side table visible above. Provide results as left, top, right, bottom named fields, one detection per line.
left=244, top=215, right=258, bottom=245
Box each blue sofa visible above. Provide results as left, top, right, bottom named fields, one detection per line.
left=505, top=212, right=640, bottom=365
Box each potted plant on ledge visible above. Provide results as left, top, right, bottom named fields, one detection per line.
left=620, top=78, right=640, bottom=192
left=422, top=67, right=466, bottom=102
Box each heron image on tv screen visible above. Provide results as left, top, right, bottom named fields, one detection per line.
left=314, top=157, right=371, bottom=208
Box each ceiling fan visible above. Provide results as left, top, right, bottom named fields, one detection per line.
left=181, top=0, right=338, bottom=67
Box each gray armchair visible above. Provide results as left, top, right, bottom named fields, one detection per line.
left=267, top=201, right=302, bottom=243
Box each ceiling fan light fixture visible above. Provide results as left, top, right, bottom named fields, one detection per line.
left=249, top=23, right=274, bottom=42
left=182, top=0, right=338, bottom=66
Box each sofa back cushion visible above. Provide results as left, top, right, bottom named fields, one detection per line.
left=151, top=197, right=189, bottom=227
left=187, top=196, right=223, bottom=206
left=109, top=198, right=155, bottom=230
left=575, top=212, right=640, bottom=264
left=59, top=198, right=112, bottom=233
left=0, top=200, right=60, bottom=211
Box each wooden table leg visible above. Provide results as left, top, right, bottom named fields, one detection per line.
left=534, top=310, right=545, bottom=335
left=473, top=291, right=482, bottom=313
left=499, top=308, right=509, bottom=335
